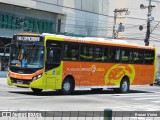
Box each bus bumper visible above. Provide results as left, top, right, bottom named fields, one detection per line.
left=7, top=76, right=45, bottom=89
left=7, top=76, right=30, bottom=88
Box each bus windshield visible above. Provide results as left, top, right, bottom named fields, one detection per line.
left=10, top=44, right=44, bottom=68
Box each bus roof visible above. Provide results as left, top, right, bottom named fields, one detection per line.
left=16, top=33, right=40, bottom=36
left=15, top=33, right=155, bottom=50
left=42, top=33, right=155, bottom=50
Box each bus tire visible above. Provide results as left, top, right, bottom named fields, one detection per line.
left=31, top=88, right=43, bottom=94
left=62, top=77, right=75, bottom=95
left=120, top=77, right=130, bottom=93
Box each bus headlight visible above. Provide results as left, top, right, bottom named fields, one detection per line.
left=37, top=74, right=42, bottom=78
left=32, top=77, right=37, bottom=81
left=32, top=74, right=42, bottom=81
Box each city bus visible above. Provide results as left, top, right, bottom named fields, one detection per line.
left=7, top=33, right=156, bottom=94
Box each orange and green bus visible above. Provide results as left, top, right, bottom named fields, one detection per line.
left=7, top=33, right=156, bottom=94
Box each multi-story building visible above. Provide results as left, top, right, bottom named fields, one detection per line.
left=108, top=0, right=160, bottom=71
left=0, top=0, right=160, bottom=71
left=0, top=0, right=109, bottom=71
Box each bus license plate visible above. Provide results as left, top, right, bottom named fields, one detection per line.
left=17, top=80, right=23, bottom=84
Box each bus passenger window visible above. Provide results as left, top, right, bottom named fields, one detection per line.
left=103, top=48, right=108, bottom=62
left=46, top=40, right=62, bottom=71
left=95, top=47, right=108, bottom=62
left=47, top=48, right=60, bottom=64
left=144, top=50, right=154, bottom=64
left=121, top=49, right=130, bottom=63
left=95, top=47, right=103, bottom=62
left=63, top=43, right=79, bottom=61
left=80, top=45, right=93, bottom=61
left=108, top=47, right=120, bottom=62
left=131, top=50, right=144, bottom=64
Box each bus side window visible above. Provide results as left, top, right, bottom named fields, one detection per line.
left=46, top=48, right=53, bottom=63
left=108, top=47, right=120, bottom=63
left=80, top=45, right=93, bottom=61
left=95, top=47, right=103, bottom=62
left=131, top=49, right=144, bottom=64
left=46, top=40, right=61, bottom=71
left=144, top=50, right=154, bottom=64
left=46, top=47, right=60, bottom=64
left=121, top=49, right=130, bottom=63
left=95, top=46, right=108, bottom=62
left=63, top=43, right=79, bottom=61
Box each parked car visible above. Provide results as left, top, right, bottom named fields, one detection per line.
left=155, top=72, right=160, bottom=85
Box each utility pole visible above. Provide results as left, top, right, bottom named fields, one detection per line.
left=145, top=0, right=152, bottom=46
left=141, top=0, right=155, bottom=46
left=112, top=8, right=130, bottom=39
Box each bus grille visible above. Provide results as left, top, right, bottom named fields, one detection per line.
left=10, top=78, right=32, bottom=85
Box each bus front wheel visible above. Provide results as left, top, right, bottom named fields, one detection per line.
left=31, top=88, right=43, bottom=94
left=62, top=77, right=75, bottom=95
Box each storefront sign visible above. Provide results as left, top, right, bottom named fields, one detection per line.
left=0, top=14, right=55, bottom=33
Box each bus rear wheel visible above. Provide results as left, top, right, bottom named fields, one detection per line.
left=62, top=77, right=74, bottom=95
left=31, top=88, right=43, bottom=94
left=113, top=78, right=130, bottom=93
left=120, top=78, right=130, bottom=93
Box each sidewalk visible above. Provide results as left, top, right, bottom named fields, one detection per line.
left=0, top=71, right=7, bottom=78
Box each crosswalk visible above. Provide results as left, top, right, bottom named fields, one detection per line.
left=112, top=92, right=160, bottom=103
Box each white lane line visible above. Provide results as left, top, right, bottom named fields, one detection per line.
left=113, top=93, right=148, bottom=96
left=113, top=94, right=160, bottom=98
left=133, top=96, right=160, bottom=100
left=151, top=100, right=160, bottom=103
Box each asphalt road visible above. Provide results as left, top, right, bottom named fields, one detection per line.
left=2, top=77, right=160, bottom=120
left=1, top=77, right=160, bottom=112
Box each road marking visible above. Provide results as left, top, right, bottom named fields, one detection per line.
left=133, top=96, right=160, bottom=100
left=113, top=93, right=148, bottom=96
left=113, top=93, right=160, bottom=104
left=152, top=100, right=160, bottom=103
left=113, top=94, right=160, bottom=98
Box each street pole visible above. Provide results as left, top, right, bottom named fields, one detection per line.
left=112, top=9, right=117, bottom=39
left=144, top=0, right=152, bottom=46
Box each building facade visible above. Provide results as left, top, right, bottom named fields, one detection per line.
left=0, top=0, right=109, bottom=71
left=0, top=0, right=160, bottom=71
left=108, top=0, right=160, bottom=47
left=108, top=0, right=160, bottom=71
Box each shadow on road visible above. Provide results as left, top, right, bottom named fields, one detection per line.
left=8, top=89, right=153, bottom=96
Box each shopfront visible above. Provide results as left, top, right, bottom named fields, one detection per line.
left=0, top=37, right=10, bottom=71
left=0, top=3, right=57, bottom=71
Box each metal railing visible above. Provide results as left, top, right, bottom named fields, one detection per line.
left=0, top=109, right=159, bottom=120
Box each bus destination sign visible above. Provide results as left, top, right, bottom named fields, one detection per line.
left=16, top=36, right=40, bottom=42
